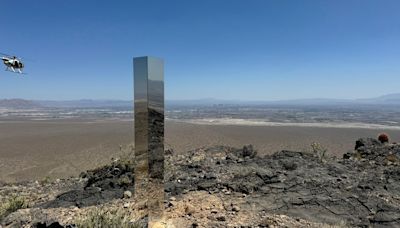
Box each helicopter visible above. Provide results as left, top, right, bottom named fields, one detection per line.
left=1, top=53, right=25, bottom=74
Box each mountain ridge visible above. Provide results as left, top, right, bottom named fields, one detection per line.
left=0, top=99, right=42, bottom=109
left=2, top=93, right=400, bottom=108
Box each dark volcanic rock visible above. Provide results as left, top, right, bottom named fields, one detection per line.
left=3, top=138, right=400, bottom=227
left=81, top=159, right=134, bottom=191
left=40, top=159, right=134, bottom=208
left=242, top=144, right=257, bottom=158
left=345, top=137, right=400, bottom=166
left=34, top=222, right=64, bottom=228
left=165, top=139, right=400, bottom=227
left=355, top=137, right=382, bottom=150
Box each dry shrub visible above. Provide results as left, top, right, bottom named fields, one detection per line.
left=311, top=142, right=328, bottom=162
left=75, top=207, right=141, bottom=228
left=386, top=154, right=399, bottom=164
left=0, top=196, right=28, bottom=220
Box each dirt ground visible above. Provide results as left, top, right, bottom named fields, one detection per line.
left=1, top=119, right=400, bottom=182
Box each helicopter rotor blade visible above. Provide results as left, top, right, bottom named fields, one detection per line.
left=19, top=57, right=34, bottom=62
left=0, top=53, right=33, bottom=61
left=0, top=52, right=12, bottom=57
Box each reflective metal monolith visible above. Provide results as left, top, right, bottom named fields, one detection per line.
left=134, top=56, right=164, bottom=226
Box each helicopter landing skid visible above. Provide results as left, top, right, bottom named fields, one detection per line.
left=5, top=67, right=24, bottom=74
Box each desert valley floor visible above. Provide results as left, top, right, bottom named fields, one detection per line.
left=1, top=119, right=400, bottom=182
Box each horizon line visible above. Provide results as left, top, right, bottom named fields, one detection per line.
left=0, top=92, right=399, bottom=102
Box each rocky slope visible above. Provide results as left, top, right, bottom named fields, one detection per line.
left=1, top=138, right=400, bottom=227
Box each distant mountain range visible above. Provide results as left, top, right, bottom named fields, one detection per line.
left=168, top=93, right=400, bottom=106
left=1, top=94, right=400, bottom=109
left=0, top=99, right=42, bottom=109
left=357, top=93, right=400, bottom=105
left=37, top=99, right=132, bottom=108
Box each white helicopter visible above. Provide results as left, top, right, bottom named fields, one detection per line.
left=1, top=53, right=25, bottom=74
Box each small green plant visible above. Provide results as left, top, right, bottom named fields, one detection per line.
left=311, top=142, right=328, bottom=162
left=40, top=176, right=51, bottom=185
left=354, top=151, right=362, bottom=160
left=118, top=143, right=134, bottom=154
left=0, top=196, right=28, bottom=220
left=117, top=143, right=135, bottom=167
left=118, top=175, right=132, bottom=186
left=75, top=207, right=142, bottom=228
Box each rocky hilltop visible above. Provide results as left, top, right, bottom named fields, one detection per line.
left=1, top=138, right=400, bottom=227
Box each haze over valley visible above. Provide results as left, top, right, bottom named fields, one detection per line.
left=2, top=95, right=400, bottom=182
left=3, top=93, right=400, bottom=127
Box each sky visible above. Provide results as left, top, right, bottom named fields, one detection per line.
left=0, top=0, right=399, bottom=101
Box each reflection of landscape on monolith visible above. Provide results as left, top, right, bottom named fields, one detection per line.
left=147, top=107, right=164, bottom=226
left=147, top=83, right=165, bottom=226
left=134, top=56, right=165, bottom=226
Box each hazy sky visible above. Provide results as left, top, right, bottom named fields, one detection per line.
left=0, top=0, right=399, bottom=100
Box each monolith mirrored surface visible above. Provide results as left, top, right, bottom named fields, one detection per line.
left=134, top=56, right=164, bottom=226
